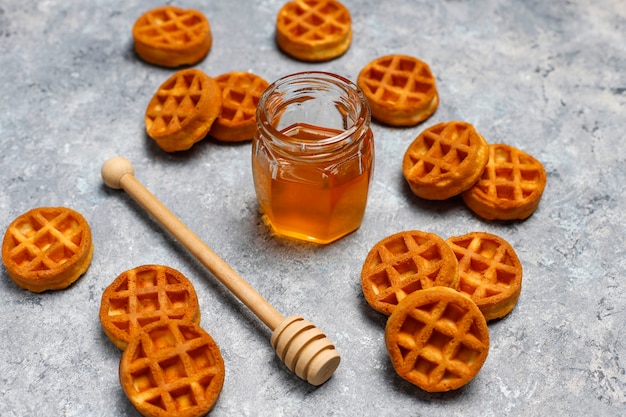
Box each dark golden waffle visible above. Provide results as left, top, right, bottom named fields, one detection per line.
left=446, top=232, right=522, bottom=321
left=361, top=230, right=459, bottom=315
left=462, top=143, right=547, bottom=220
left=209, top=71, right=269, bottom=142
left=119, top=318, right=225, bottom=417
left=145, top=68, right=222, bottom=152
left=132, top=6, right=212, bottom=68
left=99, top=264, right=201, bottom=350
left=357, top=54, right=438, bottom=126
left=275, top=0, right=352, bottom=62
left=402, top=121, right=489, bottom=200
left=385, top=287, right=490, bottom=392
left=2, top=206, right=93, bottom=292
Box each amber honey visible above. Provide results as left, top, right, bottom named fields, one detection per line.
left=253, top=72, right=374, bottom=244
left=253, top=123, right=373, bottom=243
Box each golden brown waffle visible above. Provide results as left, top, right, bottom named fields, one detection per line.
left=145, top=68, right=222, bottom=152
left=357, top=54, right=439, bottom=126
left=132, top=6, right=212, bottom=68
left=2, top=207, right=93, bottom=293
left=385, top=287, right=490, bottom=392
left=209, top=71, right=269, bottom=142
left=462, top=143, right=547, bottom=220
left=99, top=265, right=201, bottom=350
left=275, top=0, right=352, bottom=62
left=361, top=230, right=459, bottom=316
left=119, top=318, right=225, bottom=417
left=445, top=232, right=522, bottom=321
left=402, top=121, right=489, bottom=200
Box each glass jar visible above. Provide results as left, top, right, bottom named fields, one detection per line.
left=252, top=71, right=374, bottom=244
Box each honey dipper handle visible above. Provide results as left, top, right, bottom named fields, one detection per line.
left=102, top=157, right=284, bottom=330
left=102, top=157, right=341, bottom=385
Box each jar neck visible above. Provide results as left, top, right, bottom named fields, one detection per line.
left=256, top=71, right=371, bottom=159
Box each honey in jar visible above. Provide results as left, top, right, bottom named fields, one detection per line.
left=252, top=72, right=374, bottom=244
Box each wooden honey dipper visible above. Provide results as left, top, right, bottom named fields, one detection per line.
left=101, top=156, right=340, bottom=386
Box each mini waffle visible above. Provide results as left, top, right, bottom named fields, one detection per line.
left=132, top=6, right=212, bottom=68
left=357, top=54, right=438, bottom=126
left=361, top=230, right=459, bottom=316
left=119, top=318, right=225, bottom=417
left=461, top=143, right=547, bottom=220
left=445, top=232, right=522, bottom=321
left=99, top=265, right=201, bottom=350
left=385, top=287, right=490, bottom=392
left=275, top=0, right=352, bottom=62
left=402, top=121, right=489, bottom=200
left=2, top=207, right=93, bottom=293
left=209, top=71, right=269, bottom=142
left=145, top=68, right=222, bottom=152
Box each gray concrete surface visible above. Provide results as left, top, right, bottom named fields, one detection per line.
left=1, top=0, right=624, bottom=416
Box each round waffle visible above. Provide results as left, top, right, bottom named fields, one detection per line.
left=2, top=207, right=93, bottom=293
left=132, top=6, right=212, bottom=68
left=402, top=121, right=489, bottom=200
left=145, top=68, right=222, bottom=152
left=385, top=287, right=490, bottom=392
left=357, top=54, right=438, bottom=126
left=361, top=230, right=459, bottom=316
left=461, top=143, right=547, bottom=220
left=99, top=265, right=201, bottom=350
left=445, top=232, right=522, bottom=321
left=119, top=318, right=225, bottom=417
left=209, top=71, right=269, bottom=142
left=275, top=0, right=352, bottom=62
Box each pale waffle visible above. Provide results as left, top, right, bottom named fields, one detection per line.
left=385, top=286, right=490, bottom=392
left=2, top=207, right=93, bottom=293
left=357, top=54, right=439, bottom=126
left=99, top=265, right=201, bottom=350
left=209, top=71, right=269, bottom=142
left=361, top=230, right=459, bottom=316
left=132, top=6, right=212, bottom=68
left=445, top=232, right=522, bottom=321
left=461, top=143, right=547, bottom=220
left=402, top=121, right=489, bottom=200
left=119, top=318, right=225, bottom=417
left=275, top=0, right=352, bottom=62
left=145, top=68, right=222, bottom=152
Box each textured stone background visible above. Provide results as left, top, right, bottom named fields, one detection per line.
left=0, top=0, right=624, bottom=416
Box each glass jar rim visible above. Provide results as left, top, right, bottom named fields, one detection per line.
left=256, top=71, right=370, bottom=154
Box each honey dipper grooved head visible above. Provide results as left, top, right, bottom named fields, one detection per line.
left=271, top=316, right=341, bottom=386
left=101, top=157, right=134, bottom=189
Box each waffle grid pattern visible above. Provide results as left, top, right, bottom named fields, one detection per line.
left=134, top=7, right=207, bottom=49
left=279, top=0, right=350, bottom=43
left=471, top=144, right=545, bottom=204
left=362, top=232, right=456, bottom=313
left=216, top=73, right=267, bottom=125
left=405, top=122, right=475, bottom=179
left=359, top=55, right=436, bottom=108
left=5, top=208, right=85, bottom=273
left=123, top=320, right=223, bottom=415
left=392, top=296, right=487, bottom=388
left=103, top=266, right=198, bottom=343
left=146, top=71, right=204, bottom=135
left=449, top=234, right=519, bottom=301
